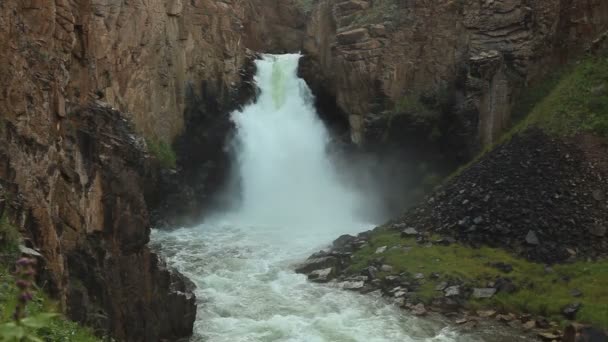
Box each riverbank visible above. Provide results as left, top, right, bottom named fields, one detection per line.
left=297, top=54, right=608, bottom=341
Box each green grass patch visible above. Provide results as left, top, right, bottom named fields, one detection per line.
left=348, top=230, right=608, bottom=328
left=515, top=57, right=608, bottom=137
left=0, top=267, right=100, bottom=341
left=146, top=138, right=177, bottom=169
left=444, top=55, right=608, bottom=183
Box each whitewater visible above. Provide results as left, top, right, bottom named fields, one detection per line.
left=151, top=54, right=529, bottom=342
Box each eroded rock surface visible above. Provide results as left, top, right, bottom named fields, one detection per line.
left=0, top=103, right=196, bottom=340
left=302, top=0, right=608, bottom=153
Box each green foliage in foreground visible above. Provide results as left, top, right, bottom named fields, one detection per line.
left=0, top=267, right=100, bottom=341
left=146, top=138, right=177, bottom=169
left=348, top=230, right=608, bottom=328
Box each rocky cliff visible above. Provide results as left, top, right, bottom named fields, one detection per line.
left=0, top=0, right=305, bottom=339
left=302, top=0, right=608, bottom=155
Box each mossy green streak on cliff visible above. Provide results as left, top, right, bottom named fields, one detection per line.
left=347, top=230, right=608, bottom=328
left=146, top=138, right=177, bottom=169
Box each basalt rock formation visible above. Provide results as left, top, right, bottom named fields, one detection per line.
left=0, top=102, right=196, bottom=340
left=301, top=0, right=608, bottom=155
left=0, top=0, right=305, bottom=339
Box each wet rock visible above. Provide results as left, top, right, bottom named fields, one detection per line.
left=333, top=234, right=356, bottom=251
left=472, top=288, right=496, bottom=299
left=414, top=273, right=425, bottom=280
left=341, top=280, right=366, bottom=291
left=308, top=268, right=335, bottom=283
left=295, top=256, right=339, bottom=274
left=455, top=318, right=469, bottom=324
left=412, top=303, right=427, bottom=316
left=526, top=230, right=540, bottom=245
left=363, top=266, right=378, bottom=279
left=562, top=302, right=582, bottom=320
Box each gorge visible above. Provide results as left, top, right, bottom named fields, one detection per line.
left=0, top=0, right=607, bottom=341
left=151, top=53, right=531, bottom=342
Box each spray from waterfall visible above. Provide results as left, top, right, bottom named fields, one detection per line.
left=226, top=54, right=370, bottom=228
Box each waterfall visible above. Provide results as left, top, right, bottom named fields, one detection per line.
left=228, top=54, right=364, bottom=228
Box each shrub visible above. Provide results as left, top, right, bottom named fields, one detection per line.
left=146, top=138, right=177, bottom=169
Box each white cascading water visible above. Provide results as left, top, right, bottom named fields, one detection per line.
left=151, top=54, right=529, bottom=342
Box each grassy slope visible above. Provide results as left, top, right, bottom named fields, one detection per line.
left=446, top=56, right=608, bottom=181
left=1, top=216, right=100, bottom=342
left=348, top=231, right=608, bottom=327
left=348, top=56, right=608, bottom=327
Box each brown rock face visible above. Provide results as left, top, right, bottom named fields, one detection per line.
left=0, top=0, right=306, bottom=339
left=302, top=0, right=608, bottom=153
left=0, top=102, right=196, bottom=340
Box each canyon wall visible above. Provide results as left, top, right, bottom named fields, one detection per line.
left=0, top=0, right=304, bottom=339
left=302, top=0, right=608, bottom=155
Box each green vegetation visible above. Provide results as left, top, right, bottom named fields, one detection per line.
left=514, top=56, right=608, bottom=138
left=0, top=266, right=100, bottom=342
left=348, top=230, right=608, bottom=328
left=1, top=215, right=100, bottom=341
left=146, top=138, right=177, bottom=169
left=444, top=55, right=608, bottom=183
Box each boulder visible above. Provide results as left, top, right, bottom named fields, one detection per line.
left=308, top=268, right=335, bottom=283
left=401, top=228, right=418, bottom=237
left=562, top=302, right=582, bottom=320
left=412, top=303, right=427, bottom=316
left=444, top=285, right=461, bottom=297
left=472, top=288, right=497, bottom=299
left=295, top=256, right=339, bottom=274
left=526, top=230, right=540, bottom=245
